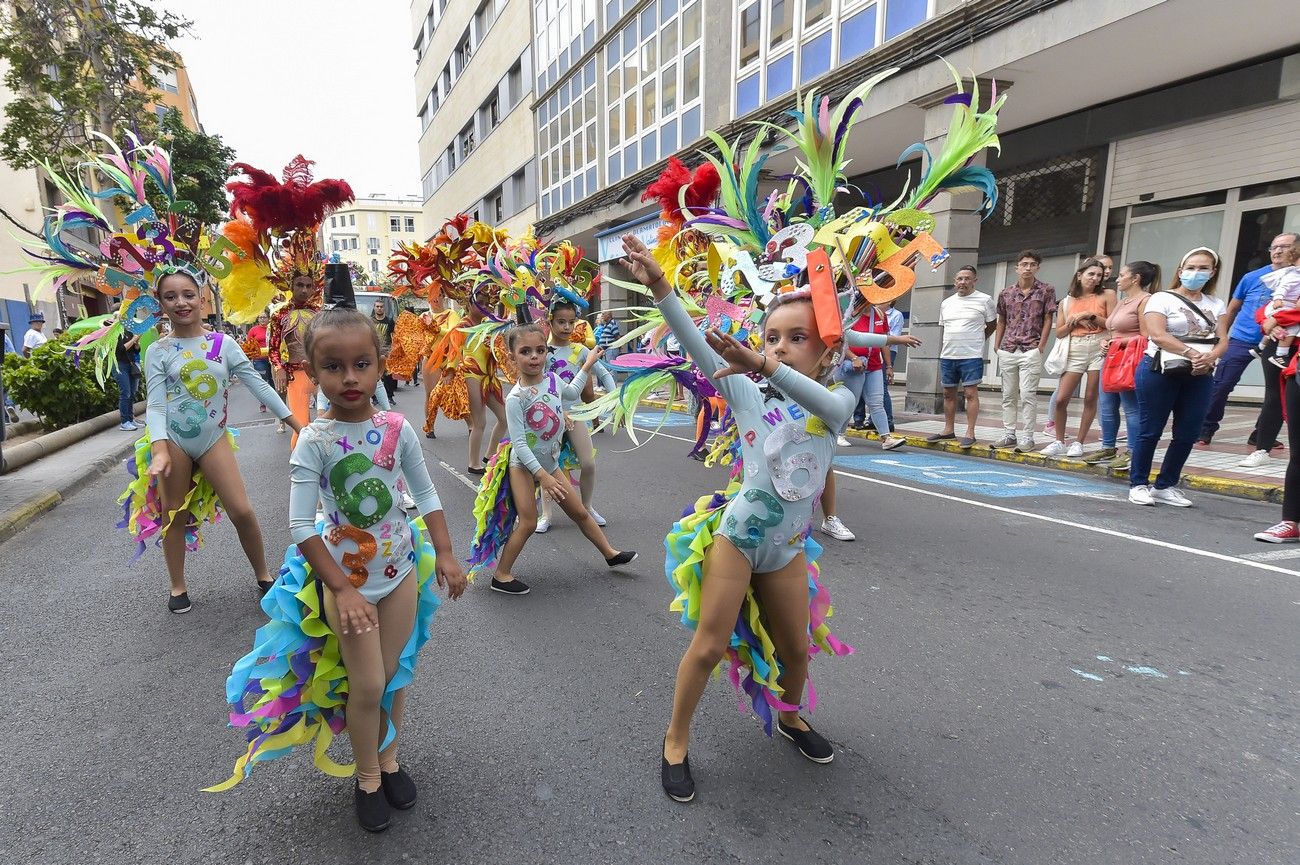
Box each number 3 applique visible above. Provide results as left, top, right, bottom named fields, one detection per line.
left=723, top=488, right=786, bottom=549
left=328, top=525, right=377, bottom=588
left=167, top=399, right=205, bottom=439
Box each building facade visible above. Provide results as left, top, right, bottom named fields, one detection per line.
left=412, top=0, right=538, bottom=240
left=319, top=195, right=428, bottom=284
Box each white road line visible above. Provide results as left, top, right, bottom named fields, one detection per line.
left=631, top=424, right=1300, bottom=579
left=438, top=459, right=479, bottom=492
left=1239, top=547, right=1300, bottom=562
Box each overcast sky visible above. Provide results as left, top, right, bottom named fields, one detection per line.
left=168, top=0, right=421, bottom=198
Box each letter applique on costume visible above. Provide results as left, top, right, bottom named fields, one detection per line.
left=787, top=403, right=805, bottom=420
left=761, top=406, right=785, bottom=427
left=743, top=429, right=757, bottom=447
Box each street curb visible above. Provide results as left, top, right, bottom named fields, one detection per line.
left=0, top=491, right=62, bottom=546
left=0, top=400, right=144, bottom=474
left=639, top=398, right=1283, bottom=504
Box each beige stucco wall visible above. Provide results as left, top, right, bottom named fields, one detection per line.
left=0, top=67, right=46, bottom=310
left=320, top=199, right=427, bottom=283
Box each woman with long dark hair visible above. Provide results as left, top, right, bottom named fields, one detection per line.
left=1041, top=258, right=1114, bottom=457
left=1090, top=260, right=1160, bottom=469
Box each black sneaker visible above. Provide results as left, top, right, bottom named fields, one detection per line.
left=168, top=592, right=191, bottom=614
left=661, top=742, right=695, bottom=802
left=490, top=577, right=530, bottom=595
left=777, top=719, right=834, bottom=763
left=424, top=429, right=436, bottom=439
left=381, top=767, right=417, bottom=810
left=354, top=783, right=391, bottom=832
left=256, top=579, right=275, bottom=597
left=606, top=550, right=638, bottom=567
left=467, top=465, right=486, bottom=476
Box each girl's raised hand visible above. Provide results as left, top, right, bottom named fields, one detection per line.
left=538, top=471, right=568, bottom=502
left=619, top=235, right=665, bottom=290
left=335, top=587, right=379, bottom=635
left=704, top=328, right=765, bottom=380
left=437, top=558, right=468, bottom=600
left=581, top=346, right=604, bottom=371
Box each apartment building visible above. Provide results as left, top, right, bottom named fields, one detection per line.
left=412, top=0, right=538, bottom=240
left=319, top=195, right=428, bottom=284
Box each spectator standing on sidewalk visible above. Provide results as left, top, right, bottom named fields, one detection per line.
left=1041, top=258, right=1113, bottom=458
left=3, top=329, right=18, bottom=422
left=371, top=298, right=398, bottom=403
left=1090, top=260, right=1161, bottom=469
left=927, top=265, right=996, bottom=448
left=1129, top=248, right=1228, bottom=507
left=1253, top=299, right=1300, bottom=543
left=22, top=312, right=47, bottom=357
left=850, top=300, right=904, bottom=431
left=993, top=250, right=1056, bottom=452
left=596, top=311, right=621, bottom=361
left=113, top=330, right=143, bottom=431
left=1199, top=232, right=1297, bottom=468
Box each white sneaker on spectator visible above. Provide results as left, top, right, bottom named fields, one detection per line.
left=993, top=434, right=1017, bottom=448
left=1065, top=441, right=1084, bottom=458
left=836, top=434, right=852, bottom=448
left=119, top=421, right=138, bottom=431
left=589, top=507, right=607, bottom=526
left=1238, top=449, right=1271, bottom=468
left=1128, top=485, right=1155, bottom=506
left=1016, top=437, right=1035, bottom=452
left=1040, top=440, right=1066, bottom=457
left=819, top=516, right=855, bottom=541
left=1152, top=487, right=1193, bottom=507
left=881, top=434, right=906, bottom=451
left=534, top=517, right=551, bottom=534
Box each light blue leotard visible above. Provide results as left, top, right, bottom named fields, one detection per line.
left=657, top=293, right=868, bottom=573
left=145, top=332, right=292, bottom=460
left=505, top=370, right=589, bottom=475
left=288, top=411, right=442, bottom=604
left=547, top=343, right=616, bottom=410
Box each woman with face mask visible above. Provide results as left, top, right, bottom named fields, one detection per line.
left=1128, top=248, right=1230, bottom=507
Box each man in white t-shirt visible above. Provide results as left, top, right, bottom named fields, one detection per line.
left=22, top=312, right=48, bottom=357
left=927, top=265, right=996, bottom=447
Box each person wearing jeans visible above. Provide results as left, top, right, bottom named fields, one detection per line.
left=1094, top=260, right=1161, bottom=469
left=993, top=250, right=1056, bottom=451
left=1254, top=361, right=1300, bottom=543
left=1129, top=248, right=1229, bottom=507
left=113, top=330, right=142, bottom=431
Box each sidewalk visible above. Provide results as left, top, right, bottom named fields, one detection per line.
left=865, top=385, right=1284, bottom=501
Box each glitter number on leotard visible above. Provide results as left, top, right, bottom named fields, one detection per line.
left=525, top=400, right=562, bottom=440
left=168, top=399, right=205, bottom=439
left=179, top=359, right=219, bottom=400
left=723, top=488, right=786, bottom=549
left=328, top=524, right=377, bottom=588
left=764, top=423, right=822, bottom=502
left=330, top=452, right=392, bottom=529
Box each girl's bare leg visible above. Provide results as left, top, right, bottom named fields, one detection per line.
left=1076, top=370, right=1100, bottom=445
left=663, top=537, right=754, bottom=763
left=158, top=441, right=194, bottom=596
left=485, top=390, right=507, bottom=460
left=567, top=422, right=598, bottom=509
left=753, top=554, right=814, bottom=729
left=551, top=471, right=617, bottom=558
left=197, top=435, right=272, bottom=582
left=323, top=586, right=385, bottom=792
left=1053, top=371, right=1082, bottom=439
left=375, top=572, right=419, bottom=774
left=467, top=378, right=487, bottom=468
left=494, top=465, right=539, bottom=582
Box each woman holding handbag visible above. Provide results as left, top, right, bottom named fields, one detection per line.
left=1090, top=261, right=1161, bottom=469
left=1041, top=258, right=1113, bottom=458
left=1129, top=248, right=1229, bottom=507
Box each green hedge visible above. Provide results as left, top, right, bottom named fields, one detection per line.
left=2, top=334, right=133, bottom=429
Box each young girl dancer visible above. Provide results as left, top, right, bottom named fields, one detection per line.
left=467, top=322, right=636, bottom=595
left=622, top=234, right=866, bottom=802
left=127, top=269, right=302, bottom=612
left=537, top=299, right=618, bottom=531
left=210, top=307, right=466, bottom=833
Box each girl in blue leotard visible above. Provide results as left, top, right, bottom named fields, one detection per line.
left=621, top=234, right=921, bottom=802
left=131, top=271, right=303, bottom=612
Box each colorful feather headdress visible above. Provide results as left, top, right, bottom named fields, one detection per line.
left=11, top=132, right=253, bottom=381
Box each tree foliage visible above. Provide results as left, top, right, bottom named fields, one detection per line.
left=157, top=108, right=235, bottom=226
left=0, top=0, right=190, bottom=170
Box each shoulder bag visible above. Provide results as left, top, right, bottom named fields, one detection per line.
left=1043, top=296, right=1071, bottom=376
left=1152, top=294, right=1219, bottom=376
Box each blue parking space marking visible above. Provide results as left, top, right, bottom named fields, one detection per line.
left=632, top=409, right=695, bottom=427
left=833, top=452, right=1119, bottom=499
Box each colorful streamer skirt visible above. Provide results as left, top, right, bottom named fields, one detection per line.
left=206, top=516, right=441, bottom=791
left=664, top=480, right=854, bottom=734
left=118, top=431, right=237, bottom=561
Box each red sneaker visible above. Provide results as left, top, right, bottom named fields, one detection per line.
left=1254, top=522, right=1300, bottom=543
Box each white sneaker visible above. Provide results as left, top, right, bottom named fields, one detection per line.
left=1040, top=440, right=1066, bottom=457
left=119, top=421, right=138, bottom=431
left=1128, top=485, right=1155, bottom=506
left=589, top=507, right=607, bottom=527
left=1151, top=487, right=1193, bottom=508
left=881, top=434, right=906, bottom=451
left=534, top=517, right=550, bottom=534
left=1238, top=449, right=1271, bottom=468
left=399, top=491, right=416, bottom=511
left=836, top=434, right=852, bottom=448
left=1016, top=437, right=1035, bottom=452
left=819, top=516, right=855, bottom=542
left=276, top=421, right=286, bottom=434
left=1065, top=441, right=1084, bottom=458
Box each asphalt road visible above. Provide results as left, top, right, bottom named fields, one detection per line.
left=1, top=384, right=1295, bottom=865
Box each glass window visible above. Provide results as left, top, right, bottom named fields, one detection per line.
left=584, top=87, right=597, bottom=120
left=739, top=3, right=761, bottom=66
left=736, top=73, right=760, bottom=116
left=1127, top=212, right=1226, bottom=286
left=800, top=30, right=831, bottom=83
left=805, top=0, right=828, bottom=26
left=767, top=52, right=793, bottom=99
left=404, top=217, right=415, bottom=232
left=660, top=18, right=678, bottom=61
left=561, top=141, right=572, bottom=176
left=574, top=174, right=584, bottom=200
left=623, top=19, right=637, bottom=55
left=585, top=121, right=597, bottom=164
left=661, top=117, right=678, bottom=153
left=884, top=0, right=927, bottom=41
left=641, top=79, right=656, bottom=128
left=607, top=32, right=621, bottom=63
left=683, top=47, right=700, bottom=102
left=641, top=135, right=656, bottom=169
left=681, top=0, right=701, bottom=43
left=541, top=154, right=551, bottom=186
left=608, top=104, right=621, bottom=143
left=608, top=152, right=621, bottom=183
left=606, top=0, right=618, bottom=28
left=840, top=5, right=877, bottom=62
left=770, top=0, right=793, bottom=47
left=586, top=166, right=598, bottom=193
left=661, top=63, right=678, bottom=116
left=661, top=0, right=677, bottom=21
left=641, top=35, right=657, bottom=75
left=624, top=94, right=638, bottom=136
left=623, top=142, right=638, bottom=174
left=682, top=104, right=700, bottom=144
left=625, top=60, right=639, bottom=91
left=607, top=65, right=621, bottom=101
left=639, top=3, right=655, bottom=39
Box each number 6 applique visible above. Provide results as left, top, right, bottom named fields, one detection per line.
left=723, top=489, right=786, bottom=549
left=764, top=423, right=822, bottom=502
left=330, top=453, right=392, bottom=529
